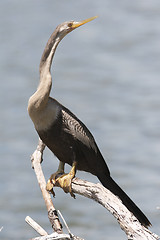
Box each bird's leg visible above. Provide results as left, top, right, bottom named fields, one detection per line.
left=46, top=150, right=77, bottom=198
left=46, top=161, right=65, bottom=196
left=55, top=161, right=77, bottom=198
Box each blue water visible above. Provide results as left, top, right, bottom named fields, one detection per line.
left=0, top=1, right=160, bottom=239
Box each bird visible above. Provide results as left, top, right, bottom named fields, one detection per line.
left=28, top=16, right=151, bottom=227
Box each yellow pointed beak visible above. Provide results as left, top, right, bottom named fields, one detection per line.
left=72, top=16, right=98, bottom=29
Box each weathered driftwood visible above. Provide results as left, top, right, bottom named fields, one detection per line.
left=27, top=138, right=84, bottom=240
left=71, top=178, right=159, bottom=240
left=30, top=139, right=62, bottom=234
left=25, top=216, right=48, bottom=236
left=27, top=138, right=159, bottom=240
left=25, top=214, right=83, bottom=240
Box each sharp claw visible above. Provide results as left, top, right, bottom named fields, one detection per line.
left=46, top=180, right=55, bottom=197
left=70, top=191, right=76, bottom=199
left=47, top=161, right=76, bottom=198
left=54, top=173, right=75, bottom=198
left=50, top=188, right=55, bottom=197
left=46, top=170, right=64, bottom=197
left=46, top=180, right=54, bottom=191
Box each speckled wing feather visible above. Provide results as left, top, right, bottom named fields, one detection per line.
left=61, top=108, right=97, bottom=153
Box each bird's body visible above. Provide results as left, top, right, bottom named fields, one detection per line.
left=37, top=97, right=110, bottom=176
left=28, top=17, right=151, bottom=227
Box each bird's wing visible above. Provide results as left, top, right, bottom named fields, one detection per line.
left=61, top=109, right=98, bottom=153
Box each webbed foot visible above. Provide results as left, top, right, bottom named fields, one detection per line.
left=46, top=161, right=65, bottom=197
left=47, top=162, right=77, bottom=198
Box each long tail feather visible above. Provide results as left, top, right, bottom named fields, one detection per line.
left=98, top=175, right=151, bottom=227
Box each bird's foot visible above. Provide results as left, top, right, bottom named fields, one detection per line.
left=46, top=171, right=64, bottom=197
left=46, top=161, right=65, bottom=197
left=46, top=162, right=76, bottom=198
left=55, top=171, right=76, bottom=198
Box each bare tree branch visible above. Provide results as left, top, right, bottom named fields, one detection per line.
left=30, top=232, right=70, bottom=240
left=27, top=139, right=159, bottom=240
left=31, top=138, right=62, bottom=234
left=28, top=138, right=84, bottom=240
left=70, top=178, right=159, bottom=240
left=25, top=216, right=48, bottom=236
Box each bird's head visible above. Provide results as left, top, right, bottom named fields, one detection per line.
left=56, top=16, right=98, bottom=40
left=39, top=16, right=98, bottom=74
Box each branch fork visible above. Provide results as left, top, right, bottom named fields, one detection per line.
left=26, top=139, right=159, bottom=240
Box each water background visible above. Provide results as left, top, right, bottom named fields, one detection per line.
left=0, top=1, right=160, bottom=239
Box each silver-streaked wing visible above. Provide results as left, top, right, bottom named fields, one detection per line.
left=62, top=109, right=97, bottom=153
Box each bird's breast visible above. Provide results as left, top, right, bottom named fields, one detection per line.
left=30, top=98, right=60, bottom=132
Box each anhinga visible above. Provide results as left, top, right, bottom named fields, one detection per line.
left=28, top=16, right=151, bottom=227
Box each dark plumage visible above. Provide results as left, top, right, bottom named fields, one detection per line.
left=28, top=17, right=151, bottom=227
left=38, top=98, right=151, bottom=227
left=38, top=98, right=110, bottom=175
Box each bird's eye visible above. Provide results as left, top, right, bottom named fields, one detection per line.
left=68, top=23, right=73, bottom=28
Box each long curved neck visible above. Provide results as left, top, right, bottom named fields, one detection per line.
left=28, top=31, right=61, bottom=116
left=39, top=31, right=60, bottom=76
